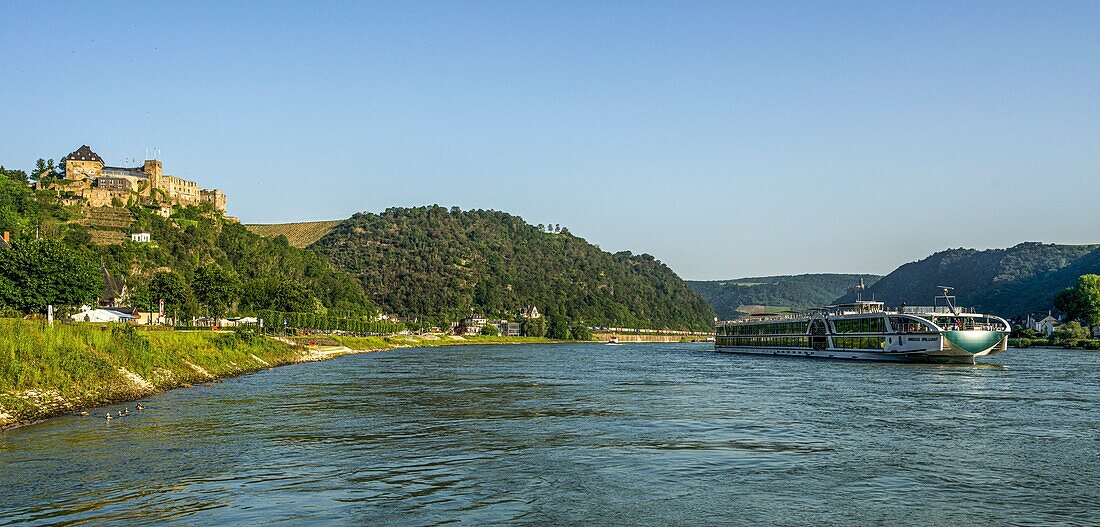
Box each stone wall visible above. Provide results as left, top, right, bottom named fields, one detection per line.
left=65, top=159, right=103, bottom=181
left=55, top=148, right=226, bottom=213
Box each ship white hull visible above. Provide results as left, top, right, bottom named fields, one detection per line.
left=713, top=345, right=997, bottom=364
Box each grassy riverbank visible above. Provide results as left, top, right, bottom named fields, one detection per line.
left=0, top=319, right=558, bottom=429
left=0, top=319, right=307, bottom=428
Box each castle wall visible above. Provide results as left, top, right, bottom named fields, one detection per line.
left=66, top=159, right=103, bottom=181
left=84, top=188, right=131, bottom=208
left=200, top=189, right=227, bottom=212
left=153, top=174, right=203, bottom=205
left=56, top=147, right=227, bottom=213
left=142, top=160, right=163, bottom=178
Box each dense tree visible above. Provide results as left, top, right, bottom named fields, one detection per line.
left=0, top=165, right=74, bottom=241
left=1054, top=274, right=1100, bottom=326
left=524, top=316, right=547, bottom=337
left=272, top=279, right=316, bottom=312
left=239, top=277, right=317, bottom=313
left=480, top=324, right=500, bottom=336
left=569, top=324, right=592, bottom=341
left=192, top=264, right=240, bottom=319
left=33, top=159, right=56, bottom=182
left=1052, top=321, right=1089, bottom=344
left=150, top=270, right=193, bottom=310
left=130, top=270, right=198, bottom=321
left=0, top=239, right=101, bottom=313
left=1, top=170, right=36, bottom=237
left=546, top=311, right=570, bottom=340
left=310, top=206, right=714, bottom=330
left=0, top=166, right=28, bottom=184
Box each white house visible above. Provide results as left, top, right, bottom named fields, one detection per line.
left=71, top=306, right=137, bottom=323
left=1029, top=312, right=1059, bottom=337
left=130, top=232, right=151, bottom=243
left=457, top=314, right=488, bottom=335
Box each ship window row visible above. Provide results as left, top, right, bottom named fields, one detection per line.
left=717, top=336, right=811, bottom=348
left=832, top=336, right=886, bottom=350
left=832, top=317, right=885, bottom=334
left=720, top=321, right=808, bottom=336
left=889, top=317, right=932, bottom=333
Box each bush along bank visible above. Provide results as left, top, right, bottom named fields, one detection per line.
left=1009, top=337, right=1100, bottom=350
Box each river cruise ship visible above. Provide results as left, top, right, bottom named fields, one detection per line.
left=714, top=291, right=1010, bottom=364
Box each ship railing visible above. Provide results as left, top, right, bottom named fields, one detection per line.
left=718, top=313, right=805, bottom=324
left=897, top=306, right=976, bottom=314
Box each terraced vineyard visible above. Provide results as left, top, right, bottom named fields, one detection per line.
left=76, top=207, right=135, bottom=246
left=244, top=220, right=342, bottom=248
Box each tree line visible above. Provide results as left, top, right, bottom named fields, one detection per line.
left=310, top=205, right=716, bottom=332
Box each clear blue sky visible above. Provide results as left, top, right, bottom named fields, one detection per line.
left=2, top=1, right=1098, bottom=279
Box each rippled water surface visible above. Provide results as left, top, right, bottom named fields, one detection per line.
left=2, top=343, right=1098, bottom=526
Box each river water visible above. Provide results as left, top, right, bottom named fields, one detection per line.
left=1, top=343, right=1097, bottom=526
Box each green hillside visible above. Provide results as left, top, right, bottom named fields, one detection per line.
left=0, top=163, right=375, bottom=318
left=689, top=274, right=881, bottom=320
left=833, top=243, right=1100, bottom=318
left=309, top=206, right=715, bottom=330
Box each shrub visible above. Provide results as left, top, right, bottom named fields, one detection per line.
left=569, top=324, right=593, bottom=341
left=233, top=325, right=260, bottom=344
left=1053, top=321, right=1089, bottom=344
left=479, top=324, right=500, bottom=336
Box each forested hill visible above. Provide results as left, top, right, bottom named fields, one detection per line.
left=688, top=274, right=881, bottom=320
left=833, top=243, right=1100, bottom=318
left=1, top=163, right=375, bottom=318
left=309, top=206, right=716, bottom=330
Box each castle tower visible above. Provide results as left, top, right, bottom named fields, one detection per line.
left=142, top=159, right=163, bottom=178
left=65, top=145, right=104, bottom=181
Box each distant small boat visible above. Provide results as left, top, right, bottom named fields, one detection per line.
left=606, top=335, right=620, bottom=345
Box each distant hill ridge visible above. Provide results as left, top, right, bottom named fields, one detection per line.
left=689, top=274, right=882, bottom=320
left=833, top=242, right=1100, bottom=318
left=245, top=220, right=342, bottom=249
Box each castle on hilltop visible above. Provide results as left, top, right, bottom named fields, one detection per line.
left=51, top=145, right=226, bottom=212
